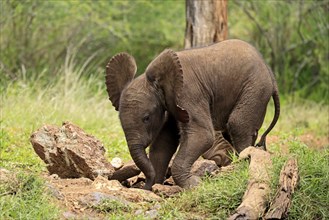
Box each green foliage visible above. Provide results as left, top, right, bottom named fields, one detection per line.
left=0, top=0, right=185, bottom=84
left=0, top=172, right=60, bottom=220
left=231, top=0, right=329, bottom=103
left=1, top=0, right=327, bottom=102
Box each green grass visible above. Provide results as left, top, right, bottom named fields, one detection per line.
left=158, top=159, right=250, bottom=219
left=0, top=171, right=60, bottom=219
left=288, top=142, right=329, bottom=220
left=1, top=61, right=328, bottom=219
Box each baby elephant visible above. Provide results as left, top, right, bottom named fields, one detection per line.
left=105, top=39, right=280, bottom=190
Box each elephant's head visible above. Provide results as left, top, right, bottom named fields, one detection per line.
left=105, top=50, right=189, bottom=189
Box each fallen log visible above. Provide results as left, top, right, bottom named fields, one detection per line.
left=264, top=159, right=299, bottom=219
left=228, top=147, right=272, bottom=220
left=110, top=161, right=141, bottom=182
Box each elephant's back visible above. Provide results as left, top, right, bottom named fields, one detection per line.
left=177, top=39, right=273, bottom=130
left=177, top=39, right=272, bottom=91
left=177, top=39, right=264, bottom=67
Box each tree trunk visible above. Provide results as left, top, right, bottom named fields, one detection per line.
left=184, top=0, right=228, bottom=49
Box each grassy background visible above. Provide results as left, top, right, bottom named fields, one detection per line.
left=1, top=0, right=328, bottom=219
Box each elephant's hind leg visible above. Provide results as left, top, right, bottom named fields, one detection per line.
left=227, top=91, right=270, bottom=153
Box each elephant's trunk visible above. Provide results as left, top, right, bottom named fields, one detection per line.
left=128, top=144, right=155, bottom=190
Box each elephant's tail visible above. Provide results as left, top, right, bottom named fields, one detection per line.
left=256, top=86, right=280, bottom=150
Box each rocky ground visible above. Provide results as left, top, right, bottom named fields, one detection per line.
left=27, top=122, right=224, bottom=219
left=4, top=121, right=317, bottom=219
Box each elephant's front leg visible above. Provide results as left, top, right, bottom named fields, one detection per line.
left=172, top=123, right=215, bottom=188
left=149, top=115, right=179, bottom=184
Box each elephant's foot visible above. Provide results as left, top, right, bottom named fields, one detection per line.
left=174, top=175, right=201, bottom=189
left=143, top=179, right=154, bottom=191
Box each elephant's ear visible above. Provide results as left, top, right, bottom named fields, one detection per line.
left=145, top=49, right=189, bottom=123
left=105, top=53, right=137, bottom=111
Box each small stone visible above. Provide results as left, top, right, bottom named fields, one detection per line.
left=152, top=203, right=161, bottom=210
left=152, top=184, right=183, bottom=198
left=49, top=174, right=59, bottom=179
left=92, top=176, right=123, bottom=191
left=129, top=188, right=162, bottom=202
left=145, top=209, right=158, bottom=219
left=79, top=191, right=130, bottom=208
left=131, top=181, right=145, bottom=189
left=111, top=157, right=123, bottom=170
left=62, top=211, right=77, bottom=219
left=135, top=209, right=143, bottom=215
left=191, top=159, right=220, bottom=177
left=46, top=183, right=64, bottom=199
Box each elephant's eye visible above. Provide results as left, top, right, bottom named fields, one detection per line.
left=142, top=115, right=150, bottom=123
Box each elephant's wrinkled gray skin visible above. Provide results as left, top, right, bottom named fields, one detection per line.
left=105, top=39, right=280, bottom=190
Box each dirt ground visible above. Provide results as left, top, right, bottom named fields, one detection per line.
left=45, top=174, right=164, bottom=219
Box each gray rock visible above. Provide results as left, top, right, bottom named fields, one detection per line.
left=191, top=159, right=220, bottom=177
left=152, top=184, right=183, bottom=198
left=45, top=183, right=64, bottom=199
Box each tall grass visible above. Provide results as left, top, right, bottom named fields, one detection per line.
left=0, top=172, right=61, bottom=219
left=0, top=52, right=128, bottom=173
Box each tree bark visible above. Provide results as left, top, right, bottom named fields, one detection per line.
left=185, top=0, right=228, bottom=49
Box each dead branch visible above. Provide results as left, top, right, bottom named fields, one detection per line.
left=228, top=147, right=272, bottom=220
left=264, top=159, right=299, bottom=219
